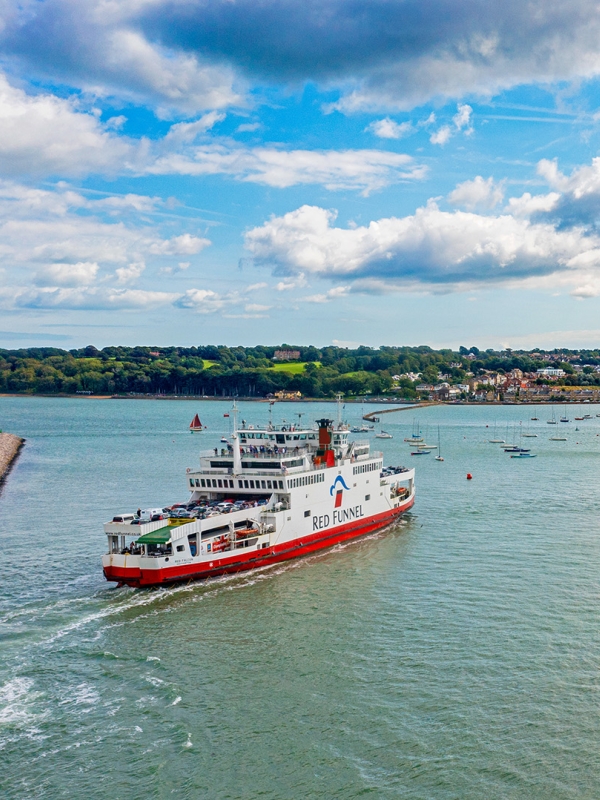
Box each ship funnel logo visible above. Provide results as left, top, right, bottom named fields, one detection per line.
left=330, top=475, right=350, bottom=508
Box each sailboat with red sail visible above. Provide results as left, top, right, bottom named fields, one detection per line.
left=189, top=414, right=204, bottom=432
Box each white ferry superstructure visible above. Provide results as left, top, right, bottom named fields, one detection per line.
left=102, top=409, right=415, bottom=587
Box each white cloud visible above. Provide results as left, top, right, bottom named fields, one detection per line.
left=1, top=2, right=242, bottom=116
left=303, top=286, right=350, bottom=303
left=236, top=122, right=261, bottom=133
left=276, top=274, right=307, bottom=291
left=366, top=118, right=413, bottom=139
left=244, top=200, right=600, bottom=293
left=175, top=288, right=229, bottom=314
left=148, top=145, right=427, bottom=195
left=115, top=261, right=145, bottom=284
left=0, top=73, right=134, bottom=177
left=33, top=261, right=99, bottom=287
left=504, top=191, right=561, bottom=217
left=430, top=104, right=473, bottom=146
left=163, top=112, right=226, bottom=145
left=148, top=234, right=211, bottom=255
left=0, top=286, right=178, bottom=311
left=448, top=176, right=505, bottom=211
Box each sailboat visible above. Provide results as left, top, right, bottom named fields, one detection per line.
left=531, top=406, right=539, bottom=420
left=404, top=418, right=423, bottom=443
left=189, top=413, right=205, bottom=432
left=547, top=406, right=557, bottom=424
left=489, top=420, right=505, bottom=443
left=435, top=426, right=444, bottom=461
left=560, top=404, right=569, bottom=423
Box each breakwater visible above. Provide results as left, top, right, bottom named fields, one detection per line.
left=0, top=432, right=24, bottom=487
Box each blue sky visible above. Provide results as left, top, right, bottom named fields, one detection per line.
left=5, top=1, right=600, bottom=349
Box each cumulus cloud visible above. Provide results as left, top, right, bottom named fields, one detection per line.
left=33, top=261, right=99, bottom=287
left=366, top=118, right=413, bottom=139
left=0, top=73, right=135, bottom=177
left=148, top=145, right=427, bottom=194
left=244, top=199, right=600, bottom=294
left=115, top=261, right=145, bottom=284
left=1, top=1, right=242, bottom=115
left=448, top=176, right=504, bottom=211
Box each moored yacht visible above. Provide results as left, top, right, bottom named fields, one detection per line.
left=102, top=406, right=415, bottom=588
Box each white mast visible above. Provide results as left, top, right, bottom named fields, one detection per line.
left=231, top=400, right=242, bottom=475
left=336, top=392, right=343, bottom=429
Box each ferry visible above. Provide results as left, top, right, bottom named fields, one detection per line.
left=102, top=406, right=415, bottom=588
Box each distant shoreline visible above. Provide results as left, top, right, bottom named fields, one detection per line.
left=0, top=392, right=598, bottom=406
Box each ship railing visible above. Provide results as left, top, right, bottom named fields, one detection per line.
left=199, top=447, right=312, bottom=460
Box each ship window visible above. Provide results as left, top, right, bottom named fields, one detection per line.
left=195, top=479, right=200, bottom=487
left=177, top=545, right=185, bottom=552
left=278, top=481, right=284, bottom=489
left=365, top=494, right=370, bottom=501
left=261, top=480, right=266, bottom=489
left=250, top=480, right=255, bottom=488
left=218, top=479, right=223, bottom=488
left=276, top=434, right=285, bottom=444
left=266, top=480, right=271, bottom=489
left=201, top=479, right=206, bottom=487
left=304, top=510, right=310, bottom=517
left=189, top=479, right=194, bottom=487
left=244, top=480, right=249, bottom=488
left=212, top=479, right=217, bottom=487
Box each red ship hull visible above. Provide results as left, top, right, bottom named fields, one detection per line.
left=103, top=496, right=414, bottom=588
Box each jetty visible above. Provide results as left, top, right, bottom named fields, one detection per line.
left=0, top=433, right=24, bottom=488
left=363, top=402, right=442, bottom=420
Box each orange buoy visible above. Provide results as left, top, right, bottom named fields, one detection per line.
left=466, top=473, right=473, bottom=480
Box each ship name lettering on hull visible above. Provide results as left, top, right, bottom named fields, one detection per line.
left=313, top=505, right=364, bottom=531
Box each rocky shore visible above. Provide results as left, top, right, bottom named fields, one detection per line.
left=0, top=433, right=24, bottom=487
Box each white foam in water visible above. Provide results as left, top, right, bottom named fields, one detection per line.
left=0, top=676, right=49, bottom=746
left=171, top=696, right=182, bottom=706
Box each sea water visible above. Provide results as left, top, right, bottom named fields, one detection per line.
left=1, top=397, right=600, bottom=799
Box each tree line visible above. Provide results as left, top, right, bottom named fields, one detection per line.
left=1, top=344, right=600, bottom=397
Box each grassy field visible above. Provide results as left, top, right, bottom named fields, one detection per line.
left=269, top=361, right=320, bottom=374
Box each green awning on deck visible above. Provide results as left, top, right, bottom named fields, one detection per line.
left=136, top=527, right=171, bottom=544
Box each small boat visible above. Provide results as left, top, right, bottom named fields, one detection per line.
left=522, top=433, right=538, bottom=438
left=435, top=425, right=444, bottom=461
left=416, top=444, right=437, bottom=450
left=549, top=436, right=567, bottom=441
left=189, top=414, right=205, bottom=432
left=404, top=437, right=424, bottom=443
left=376, top=431, right=393, bottom=439
left=504, top=446, right=530, bottom=453
left=489, top=421, right=504, bottom=443
left=411, top=450, right=430, bottom=455
left=220, top=437, right=229, bottom=443
left=511, top=452, right=537, bottom=458
left=547, top=407, right=557, bottom=424
left=351, top=426, right=361, bottom=433
left=574, top=417, right=584, bottom=420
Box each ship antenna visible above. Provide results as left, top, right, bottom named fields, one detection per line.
left=336, top=392, right=343, bottom=428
